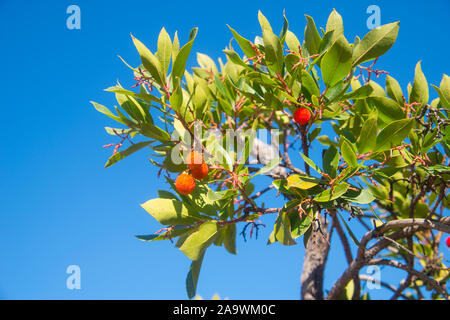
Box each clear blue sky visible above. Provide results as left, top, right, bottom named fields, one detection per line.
left=0, top=0, right=448, bottom=299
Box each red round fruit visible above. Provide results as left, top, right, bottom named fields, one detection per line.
left=191, top=162, right=209, bottom=180
left=446, top=236, right=450, bottom=248
left=175, top=174, right=196, bottom=195
left=293, top=107, right=311, bottom=125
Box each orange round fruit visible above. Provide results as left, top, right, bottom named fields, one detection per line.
left=191, top=162, right=209, bottom=180
left=293, top=107, right=311, bottom=125
left=186, top=152, right=203, bottom=170
left=175, top=174, right=196, bottom=195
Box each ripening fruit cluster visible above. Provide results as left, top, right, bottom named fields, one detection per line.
left=175, top=152, right=209, bottom=195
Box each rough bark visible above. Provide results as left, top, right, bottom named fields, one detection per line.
left=300, top=214, right=331, bottom=300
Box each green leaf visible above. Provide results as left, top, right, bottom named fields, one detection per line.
left=227, top=25, right=257, bottom=59
left=325, top=9, right=344, bottom=43
left=304, top=15, right=322, bottom=55
left=323, top=145, right=339, bottom=178
left=290, top=209, right=313, bottom=238
left=186, top=249, right=205, bottom=299
left=104, top=141, right=151, bottom=168
left=273, top=212, right=296, bottom=246
left=141, top=123, right=171, bottom=142
left=169, top=76, right=183, bottom=111
left=223, top=224, right=237, bottom=254
left=251, top=157, right=282, bottom=178
left=258, top=10, right=273, bottom=32
left=409, top=61, right=429, bottom=105
left=104, top=127, right=133, bottom=136
left=341, top=140, right=358, bottom=167
left=375, top=118, right=414, bottom=152
left=342, top=84, right=373, bottom=100
left=315, top=183, right=349, bottom=202
left=367, top=96, right=404, bottom=123
left=279, top=13, right=289, bottom=43
left=172, top=31, right=180, bottom=59
left=131, top=35, right=166, bottom=87
left=352, top=21, right=400, bottom=66
left=285, top=30, right=301, bottom=54
left=140, top=198, right=203, bottom=225
left=91, top=101, right=126, bottom=125
left=300, top=153, right=323, bottom=174
left=172, top=28, right=197, bottom=80
left=136, top=226, right=191, bottom=242
left=343, top=188, right=375, bottom=204
left=308, top=127, right=321, bottom=142
left=356, top=109, right=378, bottom=154
left=223, top=49, right=252, bottom=70
left=197, top=53, right=218, bottom=74
left=262, top=29, right=283, bottom=74
left=434, top=74, right=450, bottom=108
left=301, top=70, right=320, bottom=97
left=115, top=92, right=149, bottom=123
left=156, top=27, right=172, bottom=76
left=105, top=85, right=162, bottom=104
left=180, top=221, right=219, bottom=260
left=385, top=75, right=404, bottom=105
left=287, top=174, right=321, bottom=190
left=321, top=35, right=352, bottom=88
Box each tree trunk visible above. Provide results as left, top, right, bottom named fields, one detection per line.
left=251, top=137, right=332, bottom=299
left=300, top=215, right=331, bottom=300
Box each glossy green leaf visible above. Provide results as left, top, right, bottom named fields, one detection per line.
left=252, top=158, right=282, bottom=178
left=291, top=210, right=313, bottom=239
left=342, top=84, right=373, bottom=100
left=409, top=61, right=429, bottom=105
left=301, top=70, right=320, bottom=97
left=273, top=212, right=296, bottom=246
left=321, top=35, right=352, bottom=87
left=375, top=118, right=414, bottom=152
left=223, top=224, right=237, bottom=254
left=304, top=15, right=322, bottom=55
left=385, top=75, right=404, bottom=105
left=227, top=25, right=257, bottom=59
left=435, top=74, right=450, bottom=108
left=136, top=226, right=191, bottom=242
left=352, top=22, right=400, bottom=66
left=356, top=109, right=378, bottom=154
left=263, top=29, right=283, bottom=74
left=186, top=249, right=205, bottom=299
left=342, top=188, right=375, bottom=204
left=131, top=35, right=166, bottom=87
left=341, top=140, right=358, bottom=167
left=180, top=221, right=219, bottom=260
left=315, top=183, right=349, bottom=202
left=300, top=153, right=323, bottom=174
left=141, top=198, right=203, bottom=225
left=172, top=31, right=180, bottom=59
left=172, top=28, right=197, bottom=80
left=325, top=9, right=344, bottom=43
left=258, top=10, right=273, bottom=32
left=285, top=30, right=301, bottom=54
left=156, top=27, right=172, bottom=76
left=91, top=101, right=126, bottom=125
left=368, top=96, right=404, bottom=123
left=105, top=85, right=162, bottom=104
left=323, top=145, right=339, bottom=178
left=287, top=174, right=321, bottom=190
left=104, top=141, right=151, bottom=168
